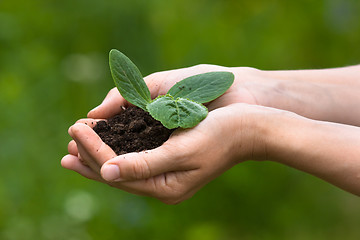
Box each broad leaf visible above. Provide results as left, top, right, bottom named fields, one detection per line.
left=167, top=71, right=234, bottom=103
left=146, top=95, right=208, bottom=129
left=109, top=49, right=151, bottom=110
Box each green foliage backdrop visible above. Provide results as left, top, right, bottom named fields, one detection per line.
left=1, top=0, right=360, bottom=239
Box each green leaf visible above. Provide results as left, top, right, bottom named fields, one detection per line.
left=146, top=95, right=179, bottom=129
left=146, top=95, right=208, bottom=129
left=109, top=49, right=151, bottom=110
left=176, top=98, right=208, bottom=128
left=168, top=71, right=234, bottom=103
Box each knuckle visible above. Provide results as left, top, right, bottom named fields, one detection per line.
left=144, top=72, right=167, bottom=96
left=144, top=72, right=157, bottom=82
left=130, top=157, right=152, bottom=179
left=106, top=88, right=121, bottom=100
left=145, top=72, right=167, bottom=85
left=145, top=175, right=193, bottom=204
left=105, top=88, right=118, bottom=99
left=109, top=87, right=118, bottom=94
left=161, top=138, right=191, bottom=162
left=161, top=139, right=181, bottom=155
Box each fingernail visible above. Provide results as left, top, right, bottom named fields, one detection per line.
left=102, top=164, right=122, bottom=182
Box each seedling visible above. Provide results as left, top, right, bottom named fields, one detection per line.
left=109, top=49, right=234, bottom=129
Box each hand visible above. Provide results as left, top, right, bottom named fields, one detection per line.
left=62, top=64, right=360, bottom=199
left=62, top=103, right=268, bottom=204
left=61, top=64, right=278, bottom=203
left=86, top=64, right=262, bottom=119
left=86, top=63, right=345, bottom=123
left=62, top=62, right=359, bottom=203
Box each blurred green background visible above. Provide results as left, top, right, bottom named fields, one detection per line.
left=1, top=0, right=360, bottom=239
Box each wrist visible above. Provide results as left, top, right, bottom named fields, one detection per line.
left=227, top=104, right=293, bottom=163
left=206, top=104, right=265, bottom=165
left=260, top=109, right=312, bottom=165
left=237, top=104, right=307, bottom=163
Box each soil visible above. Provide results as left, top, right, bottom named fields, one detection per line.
left=93, top=107, right=174, bottom=155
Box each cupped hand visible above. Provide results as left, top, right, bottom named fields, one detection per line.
left=62, top=103, right=265, bottom=204
left=86, top=64, right=262, bottom=119
left=62, top=64, right=270, bottom=203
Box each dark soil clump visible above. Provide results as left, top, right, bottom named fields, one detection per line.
left=93, top=107, right=174, bottom=155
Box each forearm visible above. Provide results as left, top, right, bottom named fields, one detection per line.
left=262, top=111, right=360, bottom=196
left=267, top=65, right=360, bottom=126
left=266, top=65, right=360, bottom=86
left=266, top=80, right=360, bottom=126
left=232, top=65, right=360, bottom=126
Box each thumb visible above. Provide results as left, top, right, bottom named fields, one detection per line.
left=100, top=146, right=185, bottom=182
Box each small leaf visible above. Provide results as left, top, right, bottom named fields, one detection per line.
left=109, top=49, right=151, bottom=110
left=146, top=95, right=208, bottom=129
left=146, top=95, right=179, bottom=129
left=168, top=71, right=234, bottom=103
left=176, top=98, right=208, bottom=128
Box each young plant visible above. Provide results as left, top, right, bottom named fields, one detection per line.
left=109, top=49, right=234, bottom=129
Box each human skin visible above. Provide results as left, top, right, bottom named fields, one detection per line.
left=61, top=64, right=360, bottom=204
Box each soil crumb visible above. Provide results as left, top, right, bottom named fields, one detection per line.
left=93, top=107, right=174, bottom=155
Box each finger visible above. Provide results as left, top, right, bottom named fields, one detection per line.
left=77, top=153, right=89, bottom=166
left=143, top=73, right=166, bottom=98
left=69, top=123, right=117, bottom=172
left=68, top=140, right=78, bottom=156
left=87, top=88, right=127, bottom=119
left=100, top=144, right=196, bottom=182
left=87, top=72, right=168, bottom=119
left=107, top=169, right=200, bottom=204
left=76, top=118, right=104, bottom=128
left=61, top=154, right=103, bottom=181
